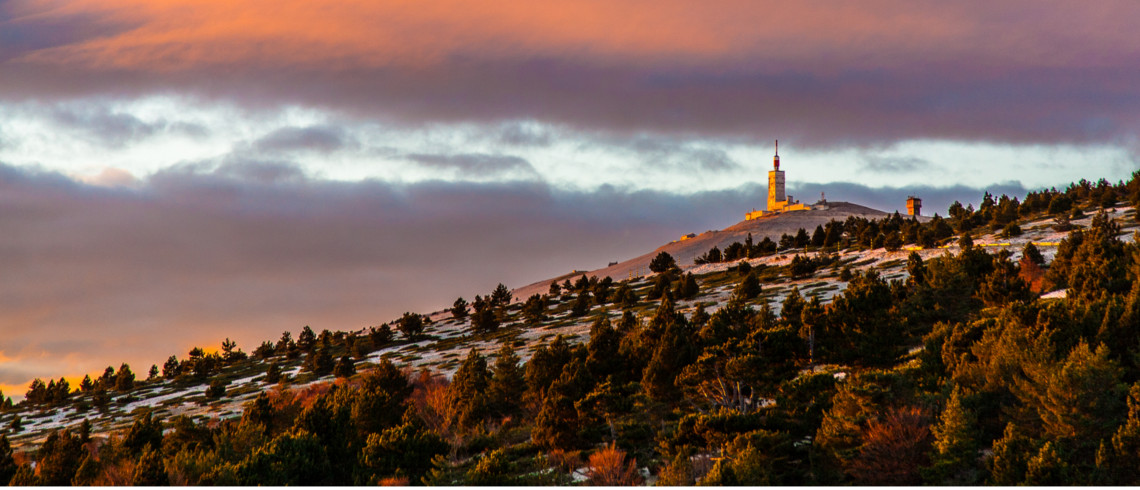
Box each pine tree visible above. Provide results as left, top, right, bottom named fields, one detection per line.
left=449, top=350, right=491, bottom=429
left=490, top=283, right=513, bottom=307
left=115, top=363, right=135, bottom=391
left=305, top=347, right=335, bottom=377
left=1036, top=342, right=1126, bottom=442
left=924, top=386, right=979, bottom=484
left=488, top=344, right=525, bottom=419
left=297, top=325, right=317, bottom=352
left=1024, top=441, right=1069, bottom=486
left=163, top=355, right=180, bottom=379
left=70, top=453, right=99, bottom=486
left=0, top=435, right=16, bottom=486
left=988, top=422, right=1032, bottom=485
left=131, top=445, right=169, bottom=485
left=733, top=271, right=762, bottom=301
left=451, top=297, right=469, bottom=319
left=396, top=312, right=425, bottom=340
left=265, top=362, right=282, bottom=384
left=333, top=355, right=355, bottom=378
left=649, top=251, right=677, bottom=273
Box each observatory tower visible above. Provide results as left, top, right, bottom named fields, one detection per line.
left=767, top=140, right=786, bottom=211
left=745, top=140, right=818, bottom=220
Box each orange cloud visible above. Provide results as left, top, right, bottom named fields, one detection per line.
left=12, top=0, right=1136, bottom=73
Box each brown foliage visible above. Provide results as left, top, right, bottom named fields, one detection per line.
left=409, top=369, right=453, bottom=437
left=93, top=459, right=137, bottom=486
left=585, top=444, right=644, bottom=486
left=378, top=476, right=410, bottom=486
left=546, top=448, right=583, bottom=475
left=1018, top=256, right=1051, bottom=293
left=847, top=406, right=933, bottom=485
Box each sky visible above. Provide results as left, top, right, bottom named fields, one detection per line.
left=0, top=0, right=1138, bottom=395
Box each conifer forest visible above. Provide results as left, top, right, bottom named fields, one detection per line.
left=1, top=172, right=1139, bottom=486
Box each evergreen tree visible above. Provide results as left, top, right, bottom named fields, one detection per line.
left=115, top=363, right=135, bottom=391
left=1024, top=441, right=1070, bottom=486
left=649, top=251, right=678, bottom=273
left=924, top=386, right=979, bottom=484
left=265, top=362, right=282, bottom=384
left=522, top=293, right=548, bottom=324
left=0, top=435, right=16, bottom=486
left=124, top=411, right=165, bottom=454
left=570, top=290, right=592, bottom=317
left=449, top=349, right=492, bottom=429
left=488, top=344, right=525, bottom=419
left=70, top=454, right=99, bottom=486
left=297, top=325, right=317, bottom=352
left=490, top=283, right=513, bottom=307
left=36, top=429, right=85, bottom=485
left=1108, top=382, right=1140, bottom=484
left=396, top=312, right=425, bottom=340
left=360, top=411, right=448, bottom=483
left=369, top=324, right=394, bottom=348
left=1035, top=342, right=1126, bottom=442
left=131, top=445, right=169, bottom=485
left=451, top=297, right=469, bottom=319
left=306, top=347, right=335, bottom=377
left=988, top=423, right=1033, bottom=485
left=334, top=355, right=356, bottom=378
left=163, top=355, right=180, bottom=379
left=733, top=271, right=762, bottom=301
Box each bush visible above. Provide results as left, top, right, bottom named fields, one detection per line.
left=649, top=252, right=678, bottom=273
left=396, top=312, right=425, bottom=340
left=205, top=380, right=227, bottom=399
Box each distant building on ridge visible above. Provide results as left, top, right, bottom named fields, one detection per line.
left=907, top=196, right=922, bottom=216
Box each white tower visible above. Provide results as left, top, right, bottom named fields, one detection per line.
left=767, top=140, right=786, bottom=211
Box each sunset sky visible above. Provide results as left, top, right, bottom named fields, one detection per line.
left=0, top=0, right=1137, bottom=394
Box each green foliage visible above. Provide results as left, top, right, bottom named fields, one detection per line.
left=465, top=448, right=517, bottom=485
left=488, top=343, right=525, bottom=419
left=649, top=251, right=677, bottom=273
left=132, top=445, right=169, bottom=485
left=235, top=429, right=331, bottom=485
left=334, top=355, right=356, bottom=378
left=451, top=297, right=469, bottom=319
left=1033, top=342, right=1126, bottom=443
left=359, top=413, right=448, bottom=483
left=36, top=428, right=86, bottom=486
left=305, top=347, right=335, bottom=376
left=733, top=271, right=761, bottom=300
left=449, top=349, right=492, bottom=429
left=923, top=386, right=980, bottom=484
left=396, top=312, right=426, bottom=340
left=206, top=379, right=228, bottom=398
left=0, top=435, right=16, bottom=486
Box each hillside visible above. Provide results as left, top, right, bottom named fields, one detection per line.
left=514, top=201, right=892, bottom=300
left=0, top=180, right=1139, bottom=485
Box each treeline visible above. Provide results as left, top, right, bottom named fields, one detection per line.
left=695, top=175, right=1140, bottom=264
left=0, top=172, right=1137, bottom=485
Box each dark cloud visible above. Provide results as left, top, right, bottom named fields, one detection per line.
left=37, top=104, right=212, bottom=147
left=406, top=153, right=538, bottom=178
left=494, top=123, right=553, bottom=147
left=859, top=155, right=928, bottom=174
left=48, top=106, right=161, bottom=147
left=609, top=135, right=740, bottom=173
left=253, top=125, right=353, bottom=154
